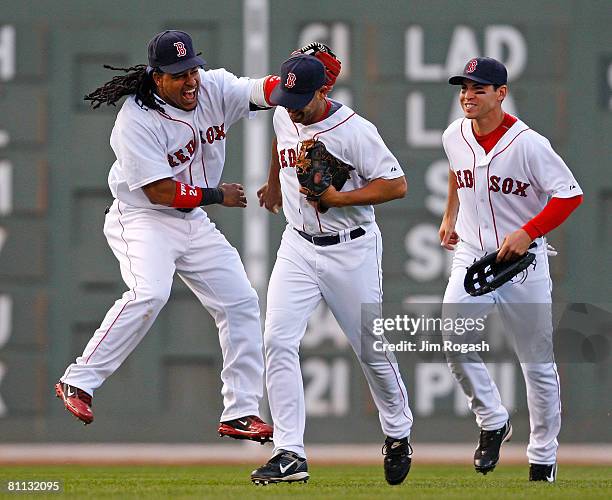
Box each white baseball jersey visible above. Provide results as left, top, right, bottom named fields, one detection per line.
left=442, top=117, right=582, bottom=252
left=442, top=115, right=582, bottom=465
left=60, top=67, right=266, bottom=423
left=265, top=102, right=413, bottom=458
left=108, top=68, right=254, bottom=209
left=273, top=102, right=404, bottom=234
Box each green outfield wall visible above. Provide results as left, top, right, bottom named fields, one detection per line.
left=0, top=0, right=610, bottom=443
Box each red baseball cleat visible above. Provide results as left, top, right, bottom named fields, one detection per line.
left=218, top=415, right=273, bottom=444
left=55, top=382, right=94, bottom=425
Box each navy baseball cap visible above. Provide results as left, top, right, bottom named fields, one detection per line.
left=449, top=57, right=508, bottom=86
left=270, top=54, right=326, bottom=109
left=147, top=30, right=206, bottom=75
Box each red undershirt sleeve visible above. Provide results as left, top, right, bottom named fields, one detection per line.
left=522, top=195, right=583, bottom=239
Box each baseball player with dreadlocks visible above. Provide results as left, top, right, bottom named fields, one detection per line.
left=439, top=57, right=583, bottom=482
left=54, top=30, right=288, bottom=441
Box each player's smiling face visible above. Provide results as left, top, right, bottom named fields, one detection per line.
left=154, top=67, right=200, bottom=111
left=459, top=79, right=506, bottom=120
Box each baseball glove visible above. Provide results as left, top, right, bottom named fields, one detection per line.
left=295, top=139, right=354, bottom=210
left=464, top=249, right=536, bottom=297
left=293, top=42, right=341, bottom=88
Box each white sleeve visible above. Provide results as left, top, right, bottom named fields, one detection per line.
left=441, top=119, right=462, bottom=173
left=111, top=116, right=174, bottom=191
left=526, top=132, right=583, bottom=198
left=211, top=68, right=254, bottom=127
left=272, top=106, right=283, bottom=131
left=351, top=118, right=404, bottom=181
left=441, top=128, right=455, bottom=173
left=272, top=105, right=293, bottom=133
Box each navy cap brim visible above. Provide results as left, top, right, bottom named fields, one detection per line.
left=159, top=55, right=206, bottom=75
left=449, top=74, right=500, bottom=85
left=269, top=85, right=316, bottom=109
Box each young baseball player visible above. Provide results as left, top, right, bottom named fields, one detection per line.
left=439, top=57, right=583, bottom=482
left=253, top=54, right=414, bottom=486
left=54, top=30, right=285, bottom=442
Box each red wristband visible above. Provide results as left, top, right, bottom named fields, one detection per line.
left=172, top=181, right=203, bottom=208
left=264, top=75, right=281, bottom=106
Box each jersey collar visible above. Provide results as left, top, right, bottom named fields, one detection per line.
left=462, top=117, right=529, bottom=166
left=295, top=100, right=349, bottom=131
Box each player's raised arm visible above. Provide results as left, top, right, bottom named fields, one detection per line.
left=439, top=168, right=460, bottom=250
left=248, top=75, right=281, bottom=110
left=292, top=42, right=341, bottom=92
left=250, top=43, right=342, bottom=111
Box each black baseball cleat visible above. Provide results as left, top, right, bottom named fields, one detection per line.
left=474, top=420, right=512, bottom=474
left=382, top=436, right=413, bottom=485
left=251, top=450, right=309, bottom=485
left=529, top=462, right=557, bottom=482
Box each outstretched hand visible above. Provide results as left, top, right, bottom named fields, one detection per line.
left=439, top=219, right=459, bottom=250
left=257, top=182, right=282, bottom=214
left=220, top=183, right=247, bottom=208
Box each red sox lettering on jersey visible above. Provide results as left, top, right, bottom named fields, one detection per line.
left=488, top=176, right=530, bottom=197
left=278, top=148, right=297, bottom=168
left=442, top=117, right=582, bottom=251
left=166, top=124, right=226, bottom=168
left=273, top=103, right=404, bottom=234
left=107, top=69, right=250, bottom=204
left=167, top=139, right=196, bottom=167
left=201, top=123, right=226, bottom=143
left=454, top=170, right=530, bottom=197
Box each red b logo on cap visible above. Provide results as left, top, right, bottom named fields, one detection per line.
left=285, top=72, right=296, bottom=88
left=466, top=59, right=478, bottom=73
left=174, top=42, right=187, bottom=57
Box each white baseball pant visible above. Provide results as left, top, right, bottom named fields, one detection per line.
left=443, top=240, right=560, bottom=464
left=264, top=224, right=413, bottom=458
left=61, top=200, right=264, bottom=421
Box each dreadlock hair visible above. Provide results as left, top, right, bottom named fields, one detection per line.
left=84, top=64, right=164, bottom=112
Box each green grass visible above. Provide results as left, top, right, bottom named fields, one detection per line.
left=0, top=465, right=610, bottom=499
